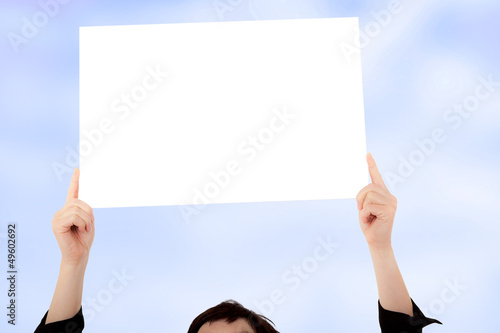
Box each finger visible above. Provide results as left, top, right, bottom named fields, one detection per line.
left=71, top=199, right=94, bottom=220
left=362, top=191, right=391, bottom=208
left=66, top=167, right=80, bottom=202
left=359, top=202, right=386, bottom=224
left=359, top=204, right=376, bottom=225
left=61, top=207, right=92, bottom=232
left=59, top=213, right=87, bottom=234
left=62, top=207, right=91, bottom=232
left=72, top=215, right=88, bottom=234
left=356, top=183, right=390, bottom=210
left=72, top=206, right=93, bottom=232
left=367, top=153, right=388, bottom=191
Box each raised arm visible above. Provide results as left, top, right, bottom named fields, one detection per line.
left=355, top=153, right=413, bottom=316
left=44, top=167, right=94, bottom=325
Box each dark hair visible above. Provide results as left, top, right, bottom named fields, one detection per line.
left=187, top=299, right=280, bottom=333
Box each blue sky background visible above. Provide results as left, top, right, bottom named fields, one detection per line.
left=1, top=0, right=499, bottom=332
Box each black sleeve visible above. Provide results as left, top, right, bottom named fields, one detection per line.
left=34, top=306, right=84, bottom=333
left=379, top=298, right=442, bottom=333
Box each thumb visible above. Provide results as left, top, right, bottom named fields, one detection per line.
left=66, top=167, right=79, bottom=202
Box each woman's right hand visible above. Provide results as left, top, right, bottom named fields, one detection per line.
left=51, top=167, right=95, bottom=265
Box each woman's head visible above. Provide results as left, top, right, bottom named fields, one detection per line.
left=188, top=300, right=280, bottom=333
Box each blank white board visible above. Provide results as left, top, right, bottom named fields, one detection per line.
left=79, top=17, right=368, bottom=209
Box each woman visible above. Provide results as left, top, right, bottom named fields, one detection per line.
left=34, top=153, right=442, bottom=333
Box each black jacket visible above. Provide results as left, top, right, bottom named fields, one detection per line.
left=34, top=298, right=442, bottom=333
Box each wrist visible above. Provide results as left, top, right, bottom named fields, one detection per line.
left=60, top=256, right=88, bottom=270
left=368, top=244, right=393, bottom=255
left=58, top=261, right=87, bottom=284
